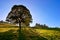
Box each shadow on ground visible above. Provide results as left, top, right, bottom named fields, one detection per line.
left=0, top=28, right=47, bottom=40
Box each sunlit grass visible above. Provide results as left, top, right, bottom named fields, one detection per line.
left=0, top=28, right=18, bottom=32
left=35, top=29, right=60, bottom=40
left=0, top=23, right=60, bottom=40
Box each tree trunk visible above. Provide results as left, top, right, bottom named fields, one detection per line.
left=18, top=20, right=21, bottom=40
left=19, top=22, right=21, bottom=30
left=18, top=18, right=21, bottom=30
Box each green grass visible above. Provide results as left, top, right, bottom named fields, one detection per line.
left=34, top=28, right=60, bottom=40
left=0, top=23, right=60, bottom=40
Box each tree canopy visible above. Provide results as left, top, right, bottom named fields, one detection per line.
left=6, top=5, right=32, bottom=26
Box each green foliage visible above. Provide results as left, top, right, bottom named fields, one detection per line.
left=6, top=5, right=32, bottom=26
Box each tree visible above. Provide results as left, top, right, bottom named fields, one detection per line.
left=0, top=20, right=3, bottom=23
left=35, top=23, right=48, bottom=28
left=6, top=5, right=32, bottom=29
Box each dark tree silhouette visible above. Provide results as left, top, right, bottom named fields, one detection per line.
left=35, top=23, right=48, bottom=28
left=6, top=5, right=32, bottom=29
left=6, top=5, right=32, bottom=40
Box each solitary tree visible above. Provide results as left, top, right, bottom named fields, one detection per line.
left=6, top=5, right=32, bottom=30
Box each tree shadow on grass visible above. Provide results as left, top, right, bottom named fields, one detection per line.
left=28, top=29, right=48, bottom=40
left=29, top=35, right=47, bottom=40
left=0, top=28, right=48, bottom=40
left=0, top=30, right=17, bottom=40
left=18, top=28, right=48, bottom=40
left=18, top=29, right=27, bottom=40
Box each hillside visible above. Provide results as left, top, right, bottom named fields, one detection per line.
left=0, top=24, right=60, bottom=40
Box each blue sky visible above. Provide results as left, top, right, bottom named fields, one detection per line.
left=0, top=0, right=60, bottom=27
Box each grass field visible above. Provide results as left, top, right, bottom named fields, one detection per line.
left=0, top=24, right=60, bottom=40
left=35, top=28, right=60, bottom=40
left=0, top=28, right=18, bottom=32
left=0, top=28, right=60, bottom=40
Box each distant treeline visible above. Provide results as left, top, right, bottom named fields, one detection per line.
left=0, top=20, right=60, bottom=29
left=32, top=23, right=48, bottom=29
left=0, top=20, right=7, bottom=23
